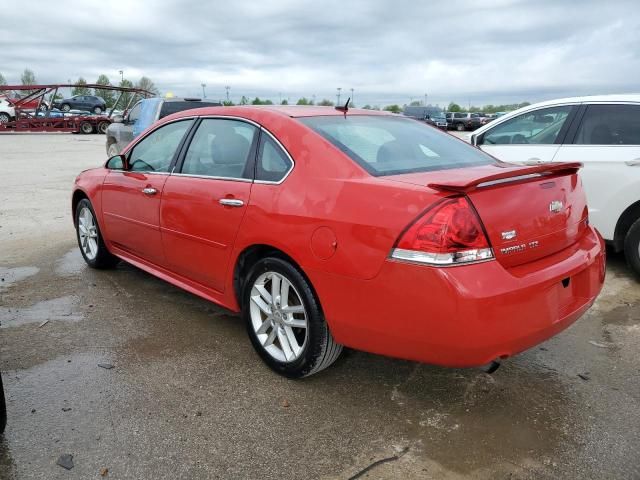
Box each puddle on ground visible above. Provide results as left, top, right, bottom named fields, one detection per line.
left=54, top=248, right=84, bottom=276
left=0, top=295, right=83, bottom=328
left=0, top=266, right=39, bottom=291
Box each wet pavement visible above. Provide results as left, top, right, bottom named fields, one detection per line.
left=1, top=134, right=639, bottom=479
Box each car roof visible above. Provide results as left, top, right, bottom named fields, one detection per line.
left=166, top=105, right=393, bottom=118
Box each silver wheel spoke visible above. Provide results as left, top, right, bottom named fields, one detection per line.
left=280, top=278, right=291, bottom=307
left=256, top=317, right=272, bottom=335
left=277, top=328, right=294, bottom=361
left=271, top=273, right=281, bottom=302
left=263, top=328, right=277, bottom=347
left=250, top=295, right=272, bottom=316
left=288, top=318, right=307, bottom=329
left=284, top=326, right=301, bottom=356
left=282, top=305, right=304, bottom=314
left=255, top=284, right=272, bottom=304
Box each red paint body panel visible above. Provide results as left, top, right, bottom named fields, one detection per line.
left=72, top=106, right=605, bottom=368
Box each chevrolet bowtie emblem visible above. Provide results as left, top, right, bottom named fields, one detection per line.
left=549, top=200, right=563, bottom=213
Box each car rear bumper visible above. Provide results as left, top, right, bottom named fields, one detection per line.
left=310, top=226, right=605, bottom=367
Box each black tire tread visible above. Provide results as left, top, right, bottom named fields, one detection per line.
left=75, top=198, right=119, bottom=269
left=624, top=218, right=640, bottom=280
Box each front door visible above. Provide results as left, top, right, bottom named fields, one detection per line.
left=552, top=103, right=640, bottom=240
left=160, top=118, right=259, bottom=292
left=478, top=105, right=576, bottom=165
left=102, top=119, right=194, bottom=265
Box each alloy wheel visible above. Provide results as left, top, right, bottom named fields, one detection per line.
left=78, top=207, right=99, bottom=260
left=249, top=271, right=308, bottom=363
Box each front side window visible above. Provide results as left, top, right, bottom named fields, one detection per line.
left=181, top=118, right=257, bottom=179
left=300, top=115, right=492, bottom=176
left=481, top=106, right=573, bottom=145
left=256, top=134, right=292, bottom=182
left=128, top=120, right=193, bottom=173
left=574, top=104, right=640, bottom=145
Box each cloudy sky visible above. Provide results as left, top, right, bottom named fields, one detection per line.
left=1, top=0, right=638, bottom=107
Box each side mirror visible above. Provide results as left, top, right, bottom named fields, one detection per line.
left=106, top=154, right=127, bottom=170
left=112, top=115, right=124, bottom=123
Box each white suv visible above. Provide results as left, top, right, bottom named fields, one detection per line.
left=0, top=96, right=15, bottom=124
left=470, top=94, right=640, bottom=278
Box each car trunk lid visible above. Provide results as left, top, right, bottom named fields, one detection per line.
left=388, top=162, right=589, bottom=268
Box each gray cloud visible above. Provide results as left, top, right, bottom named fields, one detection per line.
left=1, top=0, right=638, bottom=106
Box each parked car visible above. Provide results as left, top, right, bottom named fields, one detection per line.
left=105, top=97, right=221, bottom=156
left=0, top=96, right=15, bottom=123
left=470, top=94, right=640, bottom=278
left=424, top=113, right=448, bottom=130
left=446, top=112, right=482, bottom=131
left=478, top=113, right=496, bottom=125
left=53, top=95, right=106, bottom=114
left=73, top=106, right=605, bottom=378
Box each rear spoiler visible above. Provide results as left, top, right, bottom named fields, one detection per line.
left=428, top=162, right=582, bottom=193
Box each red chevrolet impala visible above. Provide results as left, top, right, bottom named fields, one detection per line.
left=72, top=106, right=605, bottom=378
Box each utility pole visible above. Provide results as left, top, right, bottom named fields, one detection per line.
left=350, top=88, right=354, bottom=105
left=225, top=86, right=230, bottom=102
left=119, top=70, right=124, bottom=82
left=424, top=93, right=428, bottom=106
left=336, top=87, right=342, bottom=105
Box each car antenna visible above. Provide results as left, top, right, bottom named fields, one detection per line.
left=335, top=97, right=350, bottom=116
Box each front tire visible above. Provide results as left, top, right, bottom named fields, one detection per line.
left=0, top=112, right=10, bottom=124
left=80, top=121, right=94, bottom=134
left=624, top=218, right=640, bottom=280
left=243, top=257, right=342, bottom=378
left=75, top=198, right=119, bottom=269
left=456, top=122, right=466, bottom=131
left=93, top=106, right=103, bottom=114
left=61, top=103, right=71, bottom=112
left=97, top=121, right=110, bottom=134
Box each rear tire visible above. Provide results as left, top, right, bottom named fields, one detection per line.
left=61, top=103, right=71, bottom=112
left=0, top=112, right=10, bottom=124
left=93, top=106, right=103, bottom=114
left=624, top=218, right=640, bottom=280
left=97, top=121, right=110, bottom=134
left=242, top=257, right=342, bottom=378
left=80, top=121, right=94, bottom=134
left=75, top=198, right=119, bottom=269
left=0, top=372, right=6, bottom=434
left=456, top=122, right=466, bottom=131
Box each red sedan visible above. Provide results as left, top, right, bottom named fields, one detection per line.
left=72, top=106, right=605, bottom=378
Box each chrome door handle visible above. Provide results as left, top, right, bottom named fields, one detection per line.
left=142, top=187, right=157, bottom=195
left=218, top=198, right=244, bottom=207
left=625, top=159, right=640, bottom=167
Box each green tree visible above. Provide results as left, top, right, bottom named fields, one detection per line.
left=264, top=99, right=273, bottom=105
left=251, top=97, right=263, bottom=105
left=296, top=97, right=311, bottom=105
left=21, top=68, right=37, bottom=94
left=383, top=104, right=402, bottom=114
left=94, top=74, right=116, bottom=108
left=362, top=104, right=372, bottom=110
left=222, top=100, right=235, bottom=106
left=239, top=95, right=249, bottom=105
left=136, top=76, right=159, bottom=96
left=72, top=77, right=91, bottom=96
left=409, top=100, right=422, bottom=106
left=447, top=102, right=461, bottom=112
left=280, top=99, right=288, bottom=105
left=317, top=99, right=334, bottom=106
left=119, top=79, right=135, bottom=111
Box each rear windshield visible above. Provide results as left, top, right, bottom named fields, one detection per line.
left=299, top=115, right=493, bottom=176
left=159, top=101, right=220, bottom=119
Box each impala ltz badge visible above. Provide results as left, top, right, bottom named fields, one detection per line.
left=501, top=230, right=517, bottom=240
left=549, top=200, right=563, bottom=213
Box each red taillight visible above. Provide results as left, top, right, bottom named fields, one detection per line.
left=391, top=197, right=494, bottom=265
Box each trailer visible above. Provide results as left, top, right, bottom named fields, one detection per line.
left=0, top=84, right=153, bottom=134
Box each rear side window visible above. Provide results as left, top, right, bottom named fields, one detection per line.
left=574, top=104, right=640, bottom=145
left=181, top=118, right=257, bottom=179
left=299, top=115, right=492, bottom=176
left=256, top=134, right=292, bottom=182
left=481, top=106, right=573, bottom=145
left=159, top=101, right=220, bottom=119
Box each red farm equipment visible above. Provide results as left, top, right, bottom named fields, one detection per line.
left=0, top=84, right=153, bottom=134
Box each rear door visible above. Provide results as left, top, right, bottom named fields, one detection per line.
left=160, top=118, right=259, bottom=292
left=477, top=105, right=577, bottom=164
left=102, top=119, right=194, bottom=265
left=552, top=103, right=640, bottom=240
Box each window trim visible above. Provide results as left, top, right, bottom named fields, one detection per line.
left=254, top=128, right=295, bottom=185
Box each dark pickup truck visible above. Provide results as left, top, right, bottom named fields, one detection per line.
left=445, top=112, right=482, bottom=131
